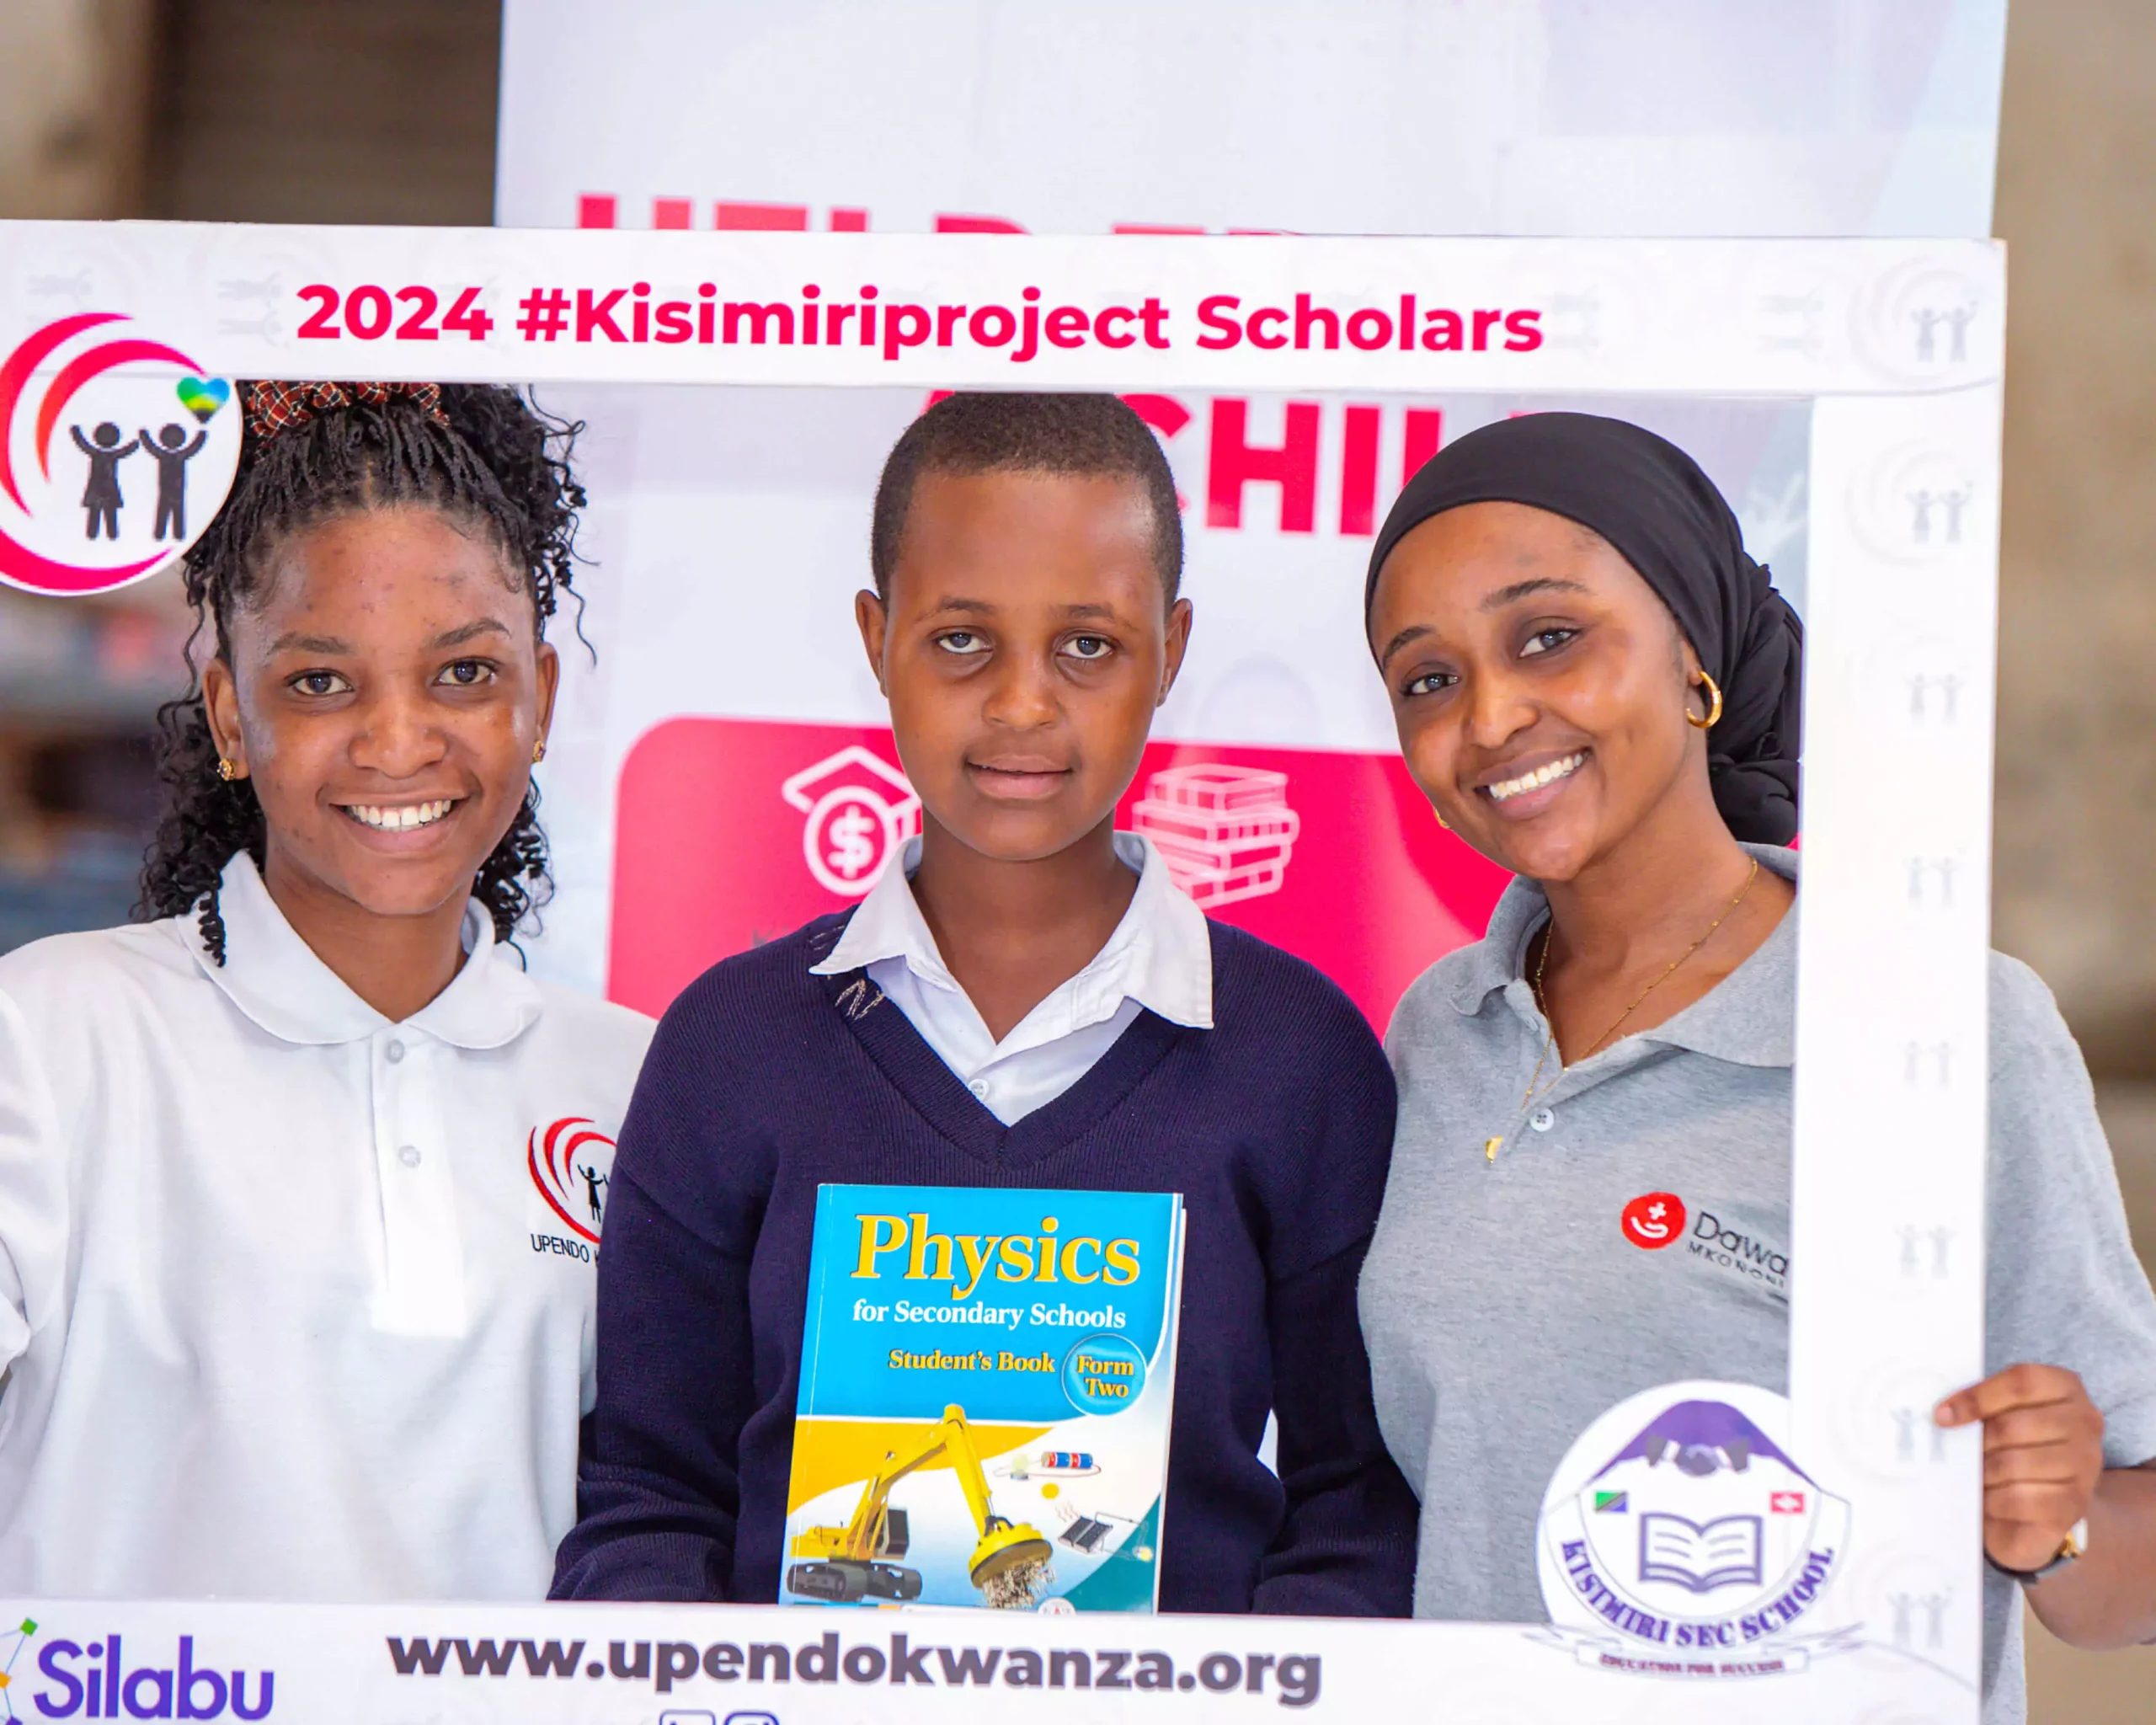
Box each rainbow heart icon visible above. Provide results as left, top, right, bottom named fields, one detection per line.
left=175, top=376, right=229, bottom=424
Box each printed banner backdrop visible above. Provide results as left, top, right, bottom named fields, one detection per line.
left=497, top=1, right=2008, bottom=240
left=574, top=384, right=1803, bottom=1024
left=0, top=1599, right=2004, bottom=1723
left=491, top=0, right=2002, bottom=1015
left=0, top=222, right=2005, bottom=1718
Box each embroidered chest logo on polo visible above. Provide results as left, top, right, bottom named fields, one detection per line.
left=1621, top=1192, right=1686, bottom=1249
left=528, top=1117, right=616, bottom=1253
left=1623, top=1191, right=1790, bottom=1296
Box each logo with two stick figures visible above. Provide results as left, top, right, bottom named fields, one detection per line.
left=0, top=312, right=241, bottom=595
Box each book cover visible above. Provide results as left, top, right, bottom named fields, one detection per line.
left=782, top=1183, right=1185, bottom=1613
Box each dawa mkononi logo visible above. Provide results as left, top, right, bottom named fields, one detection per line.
left=0, top=312, right=242, bottom=595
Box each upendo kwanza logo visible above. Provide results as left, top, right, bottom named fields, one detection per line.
left=0, top=313, right=242, bottom=595
left=29, top=1633, right=274, bottom=1719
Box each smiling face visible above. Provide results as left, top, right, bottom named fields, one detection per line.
left=857, top=468, right=1189, bottom=864
left=1369, top=499, right=1710, bottom=883
left=202, top=505, right=559, bottom=924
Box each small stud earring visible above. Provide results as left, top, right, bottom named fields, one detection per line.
left=531, top=738, right=547, bottom=765
left=1433, top=805, right=1450, bottom=830
left=216, top=758, right=239, bottom=782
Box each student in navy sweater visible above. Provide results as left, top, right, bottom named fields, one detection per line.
left=552, top=393, right=1416, bottom=1614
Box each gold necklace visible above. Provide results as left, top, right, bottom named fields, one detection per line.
left=1484, top=857, right=1762, bottom=1164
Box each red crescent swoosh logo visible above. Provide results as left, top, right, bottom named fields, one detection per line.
left=0, top=312, right=124, bottom=510
left=0, top=521, right=165, bottom=594
left=528, top=1116, right=615, bottom=1245
left=35, top=337, right=205, bottom=478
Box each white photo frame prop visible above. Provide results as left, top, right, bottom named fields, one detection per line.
left=0, top=225, right=2001, bottom=1723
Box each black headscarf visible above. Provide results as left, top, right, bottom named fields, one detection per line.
left=1364, top=412, right=1801, bottom=845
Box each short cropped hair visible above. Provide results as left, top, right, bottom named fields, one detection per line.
left=869, top=392, right=1183, bottom=603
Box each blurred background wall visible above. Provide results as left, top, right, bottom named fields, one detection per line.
left=0, top=5, right=2148, bottom=1712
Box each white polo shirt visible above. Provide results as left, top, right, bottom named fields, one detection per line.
left=0, top=852, right=653, bottom=1599
left=810, top=831, right=1213, bottom=1124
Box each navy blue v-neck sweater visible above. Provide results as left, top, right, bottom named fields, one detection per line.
left=552, top=911, right=1417, bottom=1616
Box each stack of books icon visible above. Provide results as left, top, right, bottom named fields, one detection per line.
left=1132, top=764, right=1301, bottom=908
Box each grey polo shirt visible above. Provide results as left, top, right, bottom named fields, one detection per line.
left=1358, top=845, right=2156, bottom=1725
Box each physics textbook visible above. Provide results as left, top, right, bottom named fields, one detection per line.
left=782, top=1183, right=1186, bottom=1612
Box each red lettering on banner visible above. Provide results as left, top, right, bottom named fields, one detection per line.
left=1197, top=296, right=1242, bottom=349
left=1113, top=223, right=1206, bottom=235
left=1121, top=394, right=1193, bottom=509
left=1249, top=307, right=1288, bottom=350
left=1346, top=307, right=1392, bottom=351
left=970, top=304, right=1017, bottom=348
left=883, top=303, right=930, bottom=360
left=718, top=200, right=809, bottom=231
left=1095, top=307, right=1138, bottom=349
left=936, top=214, right=1029, bottom=233
left=653, top=198, right=692, bottom=230
left=829, top=207, right=868, bottom=232
left=576, top=288, right=627, bottom=342
left=1505, top=308, right=1545, bottom=350
left=1294, top=294, right=1338, bottom=351
left=1472, top=308, right=1504, bottom=351
left=1422, top=308, right=1465, bottom=351
left=723, top=302, right=795, bottom=344
left=1340, top=405, right=1381, bottom=536
left=1121, top=393, right=1192, bottom=441
left=1046, top=306, right=1091, bottom=349
left=1403, top=408, right=1444, bottom=487
left=1208, top=398, right=1319, bottom=532
left=575, top=194, right=616, bottom=229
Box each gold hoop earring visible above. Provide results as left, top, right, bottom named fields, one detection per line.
left=216, top=758, right=239, bottom=782
left=1688, top=670, right=1723, bottom=730
left=531, top=739, right=547, bottom=765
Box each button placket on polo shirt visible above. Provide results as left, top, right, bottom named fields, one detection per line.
left=368, top=1028, right=470, bottom=1337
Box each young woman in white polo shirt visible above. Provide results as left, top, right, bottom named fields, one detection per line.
left=1356, top=413, right=2156, bottom=1723
left=0, top=381, right=653, bottom=1599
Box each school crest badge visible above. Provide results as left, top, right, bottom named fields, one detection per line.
left=1536, top=1380, right=1852, bottom=1676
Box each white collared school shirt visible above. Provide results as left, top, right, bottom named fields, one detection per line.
left=0, top=853, right=653, bottom=1599
left=811, top=831, right=1213, bottom=1124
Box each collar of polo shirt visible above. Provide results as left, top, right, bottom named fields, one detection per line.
left=1446, top=842, right=1799, bottom=1071
left=179, top=851, right=543, bottom=1048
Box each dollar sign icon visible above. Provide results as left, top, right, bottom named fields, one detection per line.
left=825, top=801, right=878, bottom=880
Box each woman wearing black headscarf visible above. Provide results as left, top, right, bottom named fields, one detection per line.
left=1354, top=413, right=2156, bottom=1722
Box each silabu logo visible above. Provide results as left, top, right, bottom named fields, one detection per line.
left=1537, top=1381, right=1853, bottom=1674
left=528, top=1117, right=616, bottom=1247
left=1620, top=1192, right=1685, bottom=1250
left=782, top=746, right=921, bottom=899
left=0, top=313, right=242, bottom=595
left=29, top=1632, right=275, bottom=1719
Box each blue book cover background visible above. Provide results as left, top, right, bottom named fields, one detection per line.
left=784, top=1183, right=1185, bottom=1612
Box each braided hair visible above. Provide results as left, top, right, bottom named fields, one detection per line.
left=135, top=382, right=586, bottom=964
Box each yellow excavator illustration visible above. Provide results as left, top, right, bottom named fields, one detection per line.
left=787, top=1403, right=1054, bottom=1604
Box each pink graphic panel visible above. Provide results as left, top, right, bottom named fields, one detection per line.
left=609, top=717, right=1510, bottom=1031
